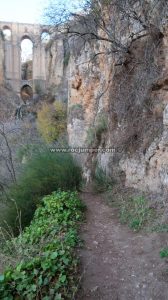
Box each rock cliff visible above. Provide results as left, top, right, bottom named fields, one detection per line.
left=66, top=3, right=168, bottom=194
left=1, top=3, right=168, bottom=194
left=0, top=30, right=4, bottom=84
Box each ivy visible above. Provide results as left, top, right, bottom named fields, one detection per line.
left=0, top=191, right=85, bottom=299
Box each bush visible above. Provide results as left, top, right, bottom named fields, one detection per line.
left=2, top=149, right=82, bottom=234
left=160, top=248, right=168, bottom=258
left=0, top=191, right=85, bottom=299
left=37, top=101, right=67, bottom=143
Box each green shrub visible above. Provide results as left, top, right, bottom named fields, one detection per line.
left=37, top=101, right=67, bottom=143
left=16, top=143, right=42, bottom=162
left=120, top=196, right=154, bottom=231
left=160, top=248, right=168, bottom=258
left=0, top=191, right=85, bottom=299
left=2, top=149, right=82, bottom=234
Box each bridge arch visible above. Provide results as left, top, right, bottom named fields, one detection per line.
left=0, top=21, right=51, bottom=94
left=21, top=35, right=33, bottom=80
left=2, top=25, right=12, bottom=41
left=41, top=30, right=51, bottom=44
left=20, top=84, right=33, bottom=102
left=21, top=34, right=34, bottom=44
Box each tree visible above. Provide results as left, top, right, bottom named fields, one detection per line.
left=0, top=122, right=16, bottom=184
left=37, top=101, right=67, bottom=143
left=44, top=0, right=167, bottom=58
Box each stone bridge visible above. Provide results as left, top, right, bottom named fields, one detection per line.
left=0, top=21, right=50, bottom=97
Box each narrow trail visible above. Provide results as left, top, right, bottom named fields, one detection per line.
left=77, top=192, right=168, bottom=300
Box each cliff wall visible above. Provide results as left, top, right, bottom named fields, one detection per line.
left=1, top=8, right=168, bottom=194
left=45, top=38, right=69, bottom=103
left=0, top=31, right=4, bottom=84
left=67, top=7, right=168, bottom=194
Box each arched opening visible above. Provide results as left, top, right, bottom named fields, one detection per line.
left=21, top=85, right=33, bottom=102
left=21, top=36, right=33, bottom=80
left=2, top=26, right=12, bottom=41
left=41, top=31, right=51, bottom=44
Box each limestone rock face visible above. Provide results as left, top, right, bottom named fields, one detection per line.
left=1, top=6, right=168, bottom=194
left=0, top=31, right=5, bottom=84
left=163, top=104, right=168, bottom=126
left=66, top=9, right=168, bottom=193
left=45, top=39, right=69, bottom=103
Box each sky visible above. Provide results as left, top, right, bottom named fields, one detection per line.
left=0, top=0, right=82, bottom=24
left=0, top=0, right=50, bottom=24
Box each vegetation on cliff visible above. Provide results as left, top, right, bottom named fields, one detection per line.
left=37, top=102, right=67, bottom=143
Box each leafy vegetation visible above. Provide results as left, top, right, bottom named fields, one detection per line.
left=119, top=196, right=154, bottom=231
left=2, top=149, right=82, bottom=234
left=160, top=248, right=168, bottom=258
left=37, top=101, right=67, bottom=143
left=0, top=191, right=85, bottom=299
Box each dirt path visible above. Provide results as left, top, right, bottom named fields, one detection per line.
left=77, top=192, right=168, bottom=300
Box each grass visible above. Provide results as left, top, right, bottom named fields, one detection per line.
left=0, top=190, right=85, bottom=299
left=151, top=224, right=168, bottom=233
left=93, top=166, right=114, bottom=193
left=119, top=196, right=155, bottom=231
left=1, top=149, right=82, bottom=234
left=157, top=226, right=168, bottom=259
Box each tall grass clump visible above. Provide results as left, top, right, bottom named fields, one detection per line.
left=120, top=196, right=155, bottom=231
left=2, top=149, right=82, bottom=234
left=93, top=166, right=114, bottom=192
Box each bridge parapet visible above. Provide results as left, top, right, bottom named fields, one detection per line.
left=0, top=21, right=51, bottom=96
